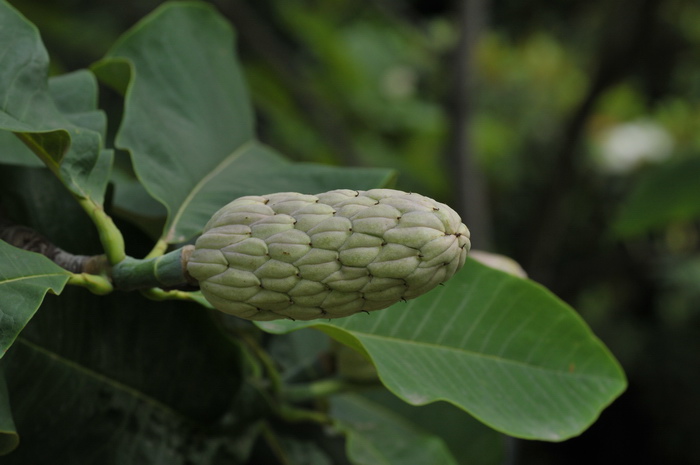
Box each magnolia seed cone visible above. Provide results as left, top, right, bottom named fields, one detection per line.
left=187, top=189, right=470, bottom=321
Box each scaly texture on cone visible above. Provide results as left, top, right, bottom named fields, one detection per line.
left=187, top=189, right=470, bottom=321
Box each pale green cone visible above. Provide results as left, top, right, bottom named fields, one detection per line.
left=187, top=189, right=470, bottom=321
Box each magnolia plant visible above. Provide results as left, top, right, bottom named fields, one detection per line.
left=30, top=188, right=469, bottom=321
left=0, top=2, right=626, bottom=464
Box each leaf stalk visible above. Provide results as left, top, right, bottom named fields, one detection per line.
left=67, top=273, right=114, bottom=295
left=111, top=245, right=196, bottom=291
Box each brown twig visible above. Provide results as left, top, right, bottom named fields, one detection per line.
left=445, top=0, right=493, bottom=249
left=0, top=217, right=104, bottom=274
left=525, top=0, right=664, bottom=283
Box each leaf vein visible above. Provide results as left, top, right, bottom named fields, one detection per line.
left=165, top=139, right=256, bottom=242
left=358, top=332, right=619, bottom=381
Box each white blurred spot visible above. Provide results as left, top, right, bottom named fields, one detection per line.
left=597, top=120, right=674, bottom=174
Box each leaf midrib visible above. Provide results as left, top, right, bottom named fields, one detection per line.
left=0, top=272, right=69, bottom=285
left=164, top=139, right=256, bottom=243
left=16, top=337, right=196, bottom=424
left=345, top=330, right=620, bottom=382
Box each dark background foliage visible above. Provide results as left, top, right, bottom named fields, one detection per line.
left=6, top=0, right=700, bottom=463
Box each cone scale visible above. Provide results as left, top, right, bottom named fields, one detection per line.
left=187, top=189, right=470, bottom=321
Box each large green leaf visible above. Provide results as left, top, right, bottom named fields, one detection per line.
left=0, top=159, right=260, bottom=463
left=0, top=240, right=70, bottom=359
left=92, top=2, right=394, bottom=245
left=259, top=259, right=627, bottom=441
left=2, top=290, right=256, bottom=464
left=0, top=1, right=111, bottom=204
left=0, top=369, right=18, bottom=455
left=330, top=393, right=458, bottom=465
left=0, top=70, right=108, bottom=168
left=356, top=388, right=505, bottom=465
left=612, top=157, right=700, bottom=238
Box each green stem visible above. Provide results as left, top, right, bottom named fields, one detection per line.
left=145, top=239, right=169, bottom=259
left=283, top=378, right=371, bottom=403
left=140, top=288, right=198, bottom=302
left=76, top=197, right=126, bottom=265
left=15, top=133, right=126, bottom=265
left=111, top=246, right=195, bottom=291
left=276, top=404, right=330, bottom=425
left=67, top=272, right=114, bottom=295
left=239, top=331, right=283, bottom=396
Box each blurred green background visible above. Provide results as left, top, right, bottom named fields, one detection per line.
left=8, top=0, right=700, bottom=463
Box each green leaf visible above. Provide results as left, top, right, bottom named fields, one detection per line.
left=0, top=369, right=19, bottom=455
left=258, top=259, right=627, bottom=441
left=48, top=70, right=107, bottom=136
left=3, top=337, right=255, bottom=464
left=0, top=2, right=111, bottom=204
left=612, top=157, right=700, bottom=238
left=1, top=161, right=259, bottom=462
left=0, top=70, right=108, bottom=168
left=330, top=393, right=458, bottom=465
left=0, top=131, right=44, bottom=167
left=93, top=2, right=394, bottom=245
left=110, top=162, right=167, bottom=219
left=0, top=165, right=104, bottom=255
left=109, top=156, right=167, bottom=239
left=0, top=240, right=70, bottom=359
left=357, top=389, right=505, bottom=465
left=2, top=290, right=256, bottom=464
left=47, top=71, right=113, bottom=203
left=260, top=426, right=334, bottom=465
left=267, top=328, right=330, bottom=382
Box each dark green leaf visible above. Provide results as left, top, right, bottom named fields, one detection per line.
left=260, top=426, right=334, bottom=465
left=49, top=70, right=105, bottom=132
left=109, top=156, right=167, bottom=239
left=0, top=165, right=103, bottom=254
left=330, top=393, right=458, bottom=465
left=110, top=156, right=167, bottom=220
left=3, top=290, right=256, bottom=464
left=1, top=160, right=261, bottom=463
left=0, top=1, right=111, bottom=204
left=0, top=240, right=69, bottom=359
left=259, top=259, right=627, bottom=441
left=357, top=388, right=505, bottom=465
left=267, top=328, right=330, bottom=382
left=613, top=157, right=700, bottom=238
left=0, top=131, right=44, bottom=167
left=0, top=369, right=19, bottom=455
left=93, top=2, right=394, bottom=244
left=0, top=70, right=107, bottom=168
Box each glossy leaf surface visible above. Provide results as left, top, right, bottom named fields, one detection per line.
left=355, top=388, right=505, bottom=465
left=93, top=2, right=394, bottom=245
left=259, top=259, right=627, bottom=441
left=0, top=158, right=257, bottom=463
left=2, top=292, right=254, bottom=464
left=0, top=2, right=111, bottom=204
left=0, top=240, right=69, bottom=359
left=331, top=393, right=458, bottom=465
